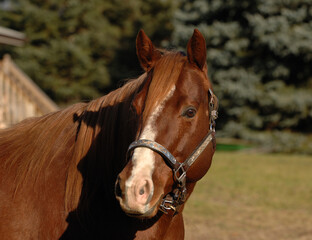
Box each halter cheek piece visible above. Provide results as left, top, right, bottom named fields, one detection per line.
left=127, top=89, right=218, bottom=215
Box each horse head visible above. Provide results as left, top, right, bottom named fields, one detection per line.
left=115, top=29, right=218, bottom=219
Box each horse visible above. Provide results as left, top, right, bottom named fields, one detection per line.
left=0, top=29, right=218, bottom=239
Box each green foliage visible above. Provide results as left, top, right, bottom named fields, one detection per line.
left=0, top=0, right=174, bottom=104
left=106, top=0, right=174, bottom=89
left=1, top=0, right=311, bottom=152
left=172, top=0, right=312, bottom=152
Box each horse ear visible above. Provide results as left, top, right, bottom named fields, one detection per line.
left=187, top=29, right=207, bottom=70
left=136, top=29, right=161, bottom=71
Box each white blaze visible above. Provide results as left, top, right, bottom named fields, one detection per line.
left=125, top=86, right=176, bottom=193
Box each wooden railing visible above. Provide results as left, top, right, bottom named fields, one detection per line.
left=0, top=55, right=59, bottom=128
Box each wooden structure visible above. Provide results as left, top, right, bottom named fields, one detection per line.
left=0, top=26, right=25, bottom=46
left=0, top=55, right=59, bottom=128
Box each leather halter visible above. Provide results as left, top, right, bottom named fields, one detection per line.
left=127, top=89, right=218, bottom=214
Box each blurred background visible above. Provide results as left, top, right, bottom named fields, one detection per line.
left=1, top=1, right=312, bottom=239
left=0, top=0, right=311, bottom=153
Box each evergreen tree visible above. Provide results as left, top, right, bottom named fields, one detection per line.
left=107, top=0, right=174, bottom=90
left=172, top=0, right=312, bottom=153
left=0, top=0, right=174, bottom=104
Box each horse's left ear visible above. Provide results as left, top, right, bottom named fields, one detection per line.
left=187, top=29, right=207, bottom=70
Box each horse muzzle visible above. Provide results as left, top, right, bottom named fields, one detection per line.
left=115, top=174, right=157, bottom=218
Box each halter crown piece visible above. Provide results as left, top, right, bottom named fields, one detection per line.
left=127, top=89, right=218, bottom=215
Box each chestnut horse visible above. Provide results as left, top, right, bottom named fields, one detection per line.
left=0, top=29, right=218, bottom=239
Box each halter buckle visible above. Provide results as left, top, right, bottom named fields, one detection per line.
left=159, top=186, right=187, bottom=215
left=173, top=186, right=187, bottom=205
left=159, top=194, right=175, bottom=214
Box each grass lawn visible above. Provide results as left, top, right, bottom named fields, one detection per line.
left=184, top=152, right=312, bottom=240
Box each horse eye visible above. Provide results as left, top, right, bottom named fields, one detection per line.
left=183, top=107, right=197, bottom=118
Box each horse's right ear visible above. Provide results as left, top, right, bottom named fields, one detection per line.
left=136, top=30, right=161, bottom=71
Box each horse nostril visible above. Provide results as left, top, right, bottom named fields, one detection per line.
left=139, top=188, right=145, bottom=195
left=115, top=176, right=122, bottom=198
left=135, top=179, right=153, bottom=204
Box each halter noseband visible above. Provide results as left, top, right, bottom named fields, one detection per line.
left=127, top=89, right=218, bottom=214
